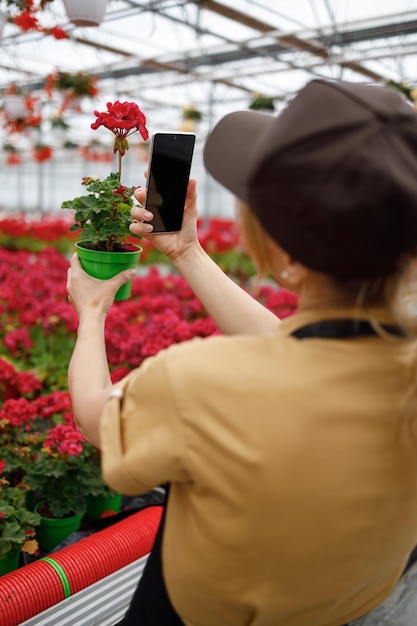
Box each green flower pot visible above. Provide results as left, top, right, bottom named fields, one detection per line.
left=35, top=504, right=84, bottom=552
left=75, top=242, right=141, bottom=301
left=0, top=548, right=20, bottom=577
left=86, top=492, right=123, bottom=520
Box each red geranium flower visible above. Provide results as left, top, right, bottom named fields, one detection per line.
left=91, top=101, right=149, bottom=156
left=113, top=185, right=131, bottom=200
left=43, top=423, right=85, bottom=456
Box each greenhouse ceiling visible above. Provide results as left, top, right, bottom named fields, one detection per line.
left=0, top=0, right=417, bottom=146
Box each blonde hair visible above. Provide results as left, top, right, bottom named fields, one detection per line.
left=235, top=199, right=270, bottom=277
left=236, top=199, right=417, bottom=336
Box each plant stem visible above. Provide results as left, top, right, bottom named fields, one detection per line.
left=118, top=152, right=122, bottom=183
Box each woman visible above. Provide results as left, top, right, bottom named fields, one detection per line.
left=66, top=79, right=417, bottom=626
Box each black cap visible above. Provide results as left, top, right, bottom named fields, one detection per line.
left=204, top=79, right=417, bottom=279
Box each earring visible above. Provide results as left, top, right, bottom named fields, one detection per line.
left=280, top=270, right=289, bottom=279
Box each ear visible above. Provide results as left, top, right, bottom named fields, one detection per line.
left=264, top=234, right=307, bottom=290
left=283, top=257, right=308, bottom=289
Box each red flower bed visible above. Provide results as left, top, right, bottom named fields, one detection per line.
left=0, top=234, right=298, bottom=390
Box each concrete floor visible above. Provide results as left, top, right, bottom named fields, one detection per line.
left=351, top=560, right=417, bottom=625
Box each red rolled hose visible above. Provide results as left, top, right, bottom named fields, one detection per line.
left=0, top=505, right=162, bottom=626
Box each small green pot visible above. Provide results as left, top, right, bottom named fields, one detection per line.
left=35, top=504, right=84, bottom=552
left=86, top=492, right=123, bottom=521
left=75, top=242, right=142, bottom=301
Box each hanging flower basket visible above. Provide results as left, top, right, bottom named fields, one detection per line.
left=2, top=95, right=27, bottom=120
left=63, top=0, right=108, bottom=27
left=45, top=71, right=99, bottom=112
left=248, top=93, right=276, bottom=112
left=33, top=144, right=53, bottom=163
left=1, top=88, right=42, bottom=134
left=182, top=105, right=203, bottom=121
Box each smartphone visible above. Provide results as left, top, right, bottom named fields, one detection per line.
left=144, top=132, right=196, bottom=233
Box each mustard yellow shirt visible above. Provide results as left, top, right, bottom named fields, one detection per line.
left=100, top=307, right=417, bottom=626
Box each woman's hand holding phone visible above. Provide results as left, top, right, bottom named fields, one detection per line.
left=130, top=178, right=200, bottom=263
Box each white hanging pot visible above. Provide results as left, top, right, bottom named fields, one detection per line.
left=0, top=11, right=7, bottom=40
left=63, top=0, right=107, bottom=27
left=3, top=96, right=27, bottom=120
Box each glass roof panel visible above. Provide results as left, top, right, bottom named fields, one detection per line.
left=0, top=0, right=416, bottom=214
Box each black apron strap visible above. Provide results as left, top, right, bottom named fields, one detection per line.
left=117, top=485, right=185, bottom=625
left=290, top=319, right=407, bottom=340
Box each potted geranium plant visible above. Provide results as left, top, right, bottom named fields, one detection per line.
left=24, top=422, right=93, bottom=551
left=61, top=100, right=149, bottom=300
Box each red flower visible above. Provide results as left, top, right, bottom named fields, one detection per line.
left=100, top=510, right=119, bottom=519
left=3, top=327, right=33, bottom=356
left=0, top=460, right=6, bottom=475
left=113, top=185, right=131, bottom=200
left=46, top=26, right=69, bottom=40
left=43, top=423, right=85, bottom=456
left=0, top=358, right=16, bottom=383
left=33, top=145, right=53, bottom=163
left=13, top=12, right=41, bottom=32
left=0, top=398, right=37, bottom=427
left=91, top=101, right=149, bottom=156
left=34, top=391, right=72, bottom=419
left=13, top=370, right=43, bottom=396
left=6, top=154, right=22, bottom=166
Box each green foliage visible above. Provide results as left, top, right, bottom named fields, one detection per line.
left=211, top=249, right=256, bottom=283
left=4, top=1, right=27, bottom=10
left=28, top=325, right=75, bottom=392
left=182, top=106, right=203, bottom=121
left=61, top=172, right=140, bottom=252
left=0, top=480, right=40, bottom=559
left=385, top=79, right=416, bottom=104
left=25, top=453, right=92, bottom=518
left=249, top=93, right=275, bottom=111
left=51, top=71, right=96, bottom=96
left=81, top=443, right=119, bottom=499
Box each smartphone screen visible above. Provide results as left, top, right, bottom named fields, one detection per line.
left=144, top=132, right=196, bottom=233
